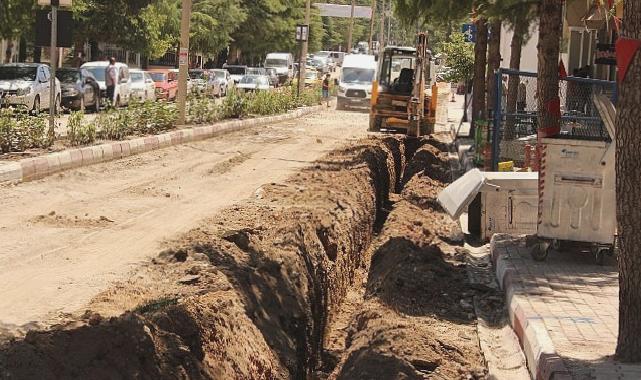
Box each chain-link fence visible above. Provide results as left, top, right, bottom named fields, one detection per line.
left=491, top=68, right=617, bottom=169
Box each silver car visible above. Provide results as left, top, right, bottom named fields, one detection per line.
left=0, top=63, right=62, bottom=115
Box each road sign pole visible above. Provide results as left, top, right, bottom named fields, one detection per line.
left=298, top=0, right=311, bottom=98
left=176, top=0, right=192, bottom=126
left=48, top=5, right=57, bottom=139
left=347, top=0, right=356, bottom=52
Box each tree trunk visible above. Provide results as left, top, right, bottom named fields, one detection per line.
left=536, top=0, right=562, bottom=138
left=504, top=15, right=528, bottom=140
left=616, top=0, right=641, bottom=363
left=472, top=17, right=488, bottom=129
left=486, top=19, right=502, bottom=114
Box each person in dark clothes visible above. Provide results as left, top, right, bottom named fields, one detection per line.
left=322, top=73, right=331, bottom=107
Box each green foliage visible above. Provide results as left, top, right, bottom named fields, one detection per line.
left=188, top=95, right=222, bottom=124
left=221, top=89, right=250, bottom=119
left=0, top=0, right=36, bottom=40
left=68, top=111, right=97, bottom=146
left=439, top=32, right=474, bottom=83
left=191, top=0, right=247, bottom=55
left=0, top=108, right=52, bottom=154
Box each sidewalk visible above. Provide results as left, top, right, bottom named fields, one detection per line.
left=491, top=235, right=641, bottom=380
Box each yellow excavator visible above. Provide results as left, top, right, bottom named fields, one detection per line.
left=369, top=33, right=436, bottom=137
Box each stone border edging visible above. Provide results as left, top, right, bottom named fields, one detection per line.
left=490, top=234, right=572, bottom=380
left=0, top=105, right=324, bottom=184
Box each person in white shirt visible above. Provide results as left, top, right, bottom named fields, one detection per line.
left=105, top=57, right=117, bottom=106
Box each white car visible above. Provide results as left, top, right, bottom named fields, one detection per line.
left=0, top=63, right=61, bottom=115
left=81, top=61, right=131, bottom=107
left=236, top=75, right=272, bottom=93
left=211, top=69, right=232, bottom=96
left=129, top=70, right=156, bottom=102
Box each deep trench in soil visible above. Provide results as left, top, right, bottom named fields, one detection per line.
left=0, top=135, right=485, bottom=380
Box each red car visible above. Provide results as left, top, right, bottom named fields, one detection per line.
left=148, top=70, right=177, bottom=101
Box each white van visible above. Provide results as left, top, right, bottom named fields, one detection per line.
left=337, top=54, right=377, bottom=110
left=81, top=61, right=131, bottom=107
left=264, top=53, right=294, bottom=85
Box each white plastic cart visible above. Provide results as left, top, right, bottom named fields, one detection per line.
left=532, top=95, right=616, bottom=264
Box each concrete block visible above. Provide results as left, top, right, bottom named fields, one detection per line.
left=45, top=154, right=61, bottom=174
left=90, top=145, right=104, bottom=163
left=101, top=144, right=114, bottom=161
left=80, top=147, right=95, bottom=165
left=20, top=159, right=36, bottom=181
left=0, top=163, right=23, bottom=183
left=56, top=151, right=72, bottom=170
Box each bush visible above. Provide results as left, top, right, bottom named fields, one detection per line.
left=67, top=111, right=96, bottom=146
left=0, top=108, right=52, bottom=153
left=187, top=95, right=221, bottom=124
left=221, top=88, right=249, bottom=119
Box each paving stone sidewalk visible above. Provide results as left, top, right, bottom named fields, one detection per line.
left=491, top=234, right=641, bottom=380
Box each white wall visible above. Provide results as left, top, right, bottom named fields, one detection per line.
left=499, top=22, right=540, bottom=73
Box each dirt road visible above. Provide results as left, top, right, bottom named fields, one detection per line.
left=0, top=107, right=368, bottom=330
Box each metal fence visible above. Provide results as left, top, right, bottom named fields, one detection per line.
left=491, top=68, right=617, bottom=170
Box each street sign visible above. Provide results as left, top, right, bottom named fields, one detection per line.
left=462, top=23, right=476, bottom=43
left=179, top=47, right=188, bottom=65
left=296, top=24, right=309, bottom=42
left=35, top=10, right=73, bottom=47
left=37, top=0, right=72, bottom=6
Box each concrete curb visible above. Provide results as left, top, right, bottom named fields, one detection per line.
left=0, top=105, right=324, bottom=184
left=490, top=234, right=572, bottom=380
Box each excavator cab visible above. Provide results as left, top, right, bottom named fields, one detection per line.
left=369, top=34, right=434, bottom=136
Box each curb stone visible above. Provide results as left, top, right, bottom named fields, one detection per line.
left=490, top=234, right=572, bottom=380
left=0, top=105, right=324, bottom=184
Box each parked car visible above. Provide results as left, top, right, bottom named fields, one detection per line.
left=310, top=57, right=330, bottom=73
left=211, top=69, right=232, bottom=97
left=236, top=75, right=272, bottom=93
left=304, top=69, right=320, bottom=87
left=149, top=70, right=178, bottom=101
left=223, top=64, right=247, bottom=84
left=188, top=69, right=208, bottom=95
left=265, top=68, right=279, bottom=87
left=264, top=52, right=294, bottom=84
left=0, top=63, right=61, bottom=115
left=56, top=67, right=101, bottom=112
left=246, top=67, right=266, bottom=76
left=129, top=70, right=156, bottom=102
left=81, top=61, right=131, bottom=107
left=168, top=69, right=193, bottom=94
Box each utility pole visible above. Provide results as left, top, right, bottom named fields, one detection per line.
left=379, top=0, right=385, bottom=61
left=48, top=3, right=57, bottom=139
left=368, top=0, right=376, bottom=52
left=298, top=0, right=311, bottom=97
left=347, top=0, right=356, bottom=53
left=176, top=0, right=192, bottom=126
left=386, top=0, right=392, bottom=44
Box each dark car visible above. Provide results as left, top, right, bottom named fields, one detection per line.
left=56, top=68, right=100, bottom=112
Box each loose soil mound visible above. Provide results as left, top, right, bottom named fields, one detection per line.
left=0, top=137, right=405, bottom=379
left=328, top=136, right=486, bottom=380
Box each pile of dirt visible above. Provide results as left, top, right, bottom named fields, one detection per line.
left=0, top=136, right=406, bottom=379
left=401, top=139, right=454, bottom=185
left=327, top=136, right=486, bottom=380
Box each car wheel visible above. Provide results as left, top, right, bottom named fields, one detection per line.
left=32, top=96, right=41, bottom=116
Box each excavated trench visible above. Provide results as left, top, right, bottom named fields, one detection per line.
left=0, top=135, right=484, bottom=380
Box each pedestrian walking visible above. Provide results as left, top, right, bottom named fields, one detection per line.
left=322, top=73, right=331, bottom=107
left=105, top=57, right=117, bottom=107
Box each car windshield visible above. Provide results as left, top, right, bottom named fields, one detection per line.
left=56, top=70, right=80, bottom=83
left=225, top=66, right=246, bottom=75
left=247, top=68, right=264, bottom=75
left=189, top=71, right=205, bottom=79
left=130, top=72, right=144, bottom=82
left=265, top=58, right=288, bottom=67
left=341, top=68, right=375, bottom=84
left=149, top=72, right=167, bottom=82
left=305, top=71, right=317, bottom=79
left=84, top=66, right=106, bottom=82
left=0, top=66, right=38, bottom=81
left=240, top=76, right=268, bottom=86
left=214, top=71, right=226, bottom=79
left=315, top=52, right=330, bottom=58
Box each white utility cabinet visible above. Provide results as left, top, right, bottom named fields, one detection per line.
left=438, top=169, right=539, bottom=241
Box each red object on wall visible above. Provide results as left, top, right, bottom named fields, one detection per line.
left=616, top=38, right=641, bottom=83
left=559, top=60, right=567, bottom=79
left=538, top=98, right=561, bottom=138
